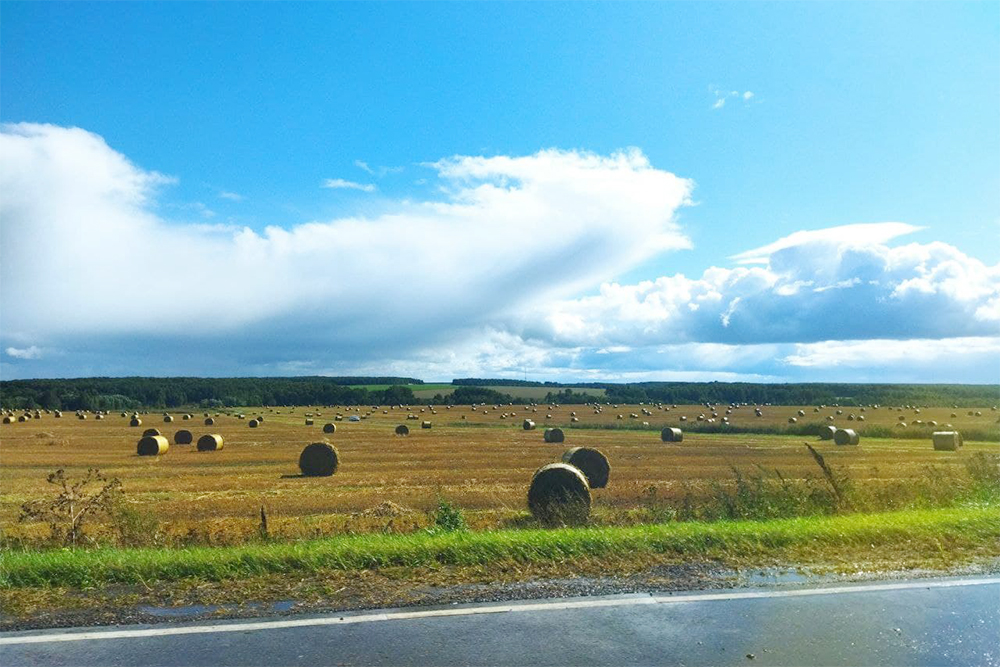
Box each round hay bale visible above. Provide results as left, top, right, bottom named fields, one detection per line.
left=249, top=419, right=259, bottom=428
left=174, top=429, right=193, bottom=445
left=395, top=424, right=409, bottom=436
left=661, top=427, right=683, bottom=442
left=323, top=423, right=336, bottom=434
left=543, top=427, right=565, bottom=443
left=834, top=428, right=860, bottom=446
left=561, top=447, right=610, bottom=488
left=788, top=417, right=797, bottom=424
left=18, top=415, right=29, bottom=422
left=257, top=416, right=265, bottom=423
left=54, top=411, right=62, bottom=418
left=421, top=421, right=432, bottom=429
left=204, top=417, right=215, bottom=426
left=78, top=414, right=87, bottom=420
left=142, top=428, right=161, bottom=437
left=137, top=435, right=169, bottom=456
left=2, top=416, right=12, bottom=424
left=95, top=414, right=104, bottom=420
left=164, top=415, right=174, bottom=423
left=522, top=419, right=536, bottom=431
left=182, top=414, right=191, bottom=421
left=305, top=419, right=314, bottom=426
left=527, top=463, right=591, bottom=525
left=197, top=434, right=224, bottom=451
left=819, top=425, right=837, bottom=440
left=932, top=431, right=962, bottom=451
left=299, top=442, right=340, bottom=477
left=797, top=410, right=806, bottom=417
left=130, top=417, right=142, bottom=427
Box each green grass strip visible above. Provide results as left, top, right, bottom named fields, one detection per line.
left=2, top=505, right=997, bottom=589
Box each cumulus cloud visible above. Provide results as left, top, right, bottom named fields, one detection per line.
left=321, top=178, right=376, bottom=192
left=0, top=124, right=693, bottom=376
left=218, top=190, right=244, bottom=201
left=3, top=123, right=995, bottom=383
left=5, top=346, right=43, bottom=360
left=515, top=222, right=1000, bottom=348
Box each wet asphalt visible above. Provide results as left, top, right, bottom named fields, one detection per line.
left=2, top=577, right=998, bottom=666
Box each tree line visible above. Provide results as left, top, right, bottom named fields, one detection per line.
left=1, top=377, right=995, bottom=411
left=0, top=377, right=421, bottom=411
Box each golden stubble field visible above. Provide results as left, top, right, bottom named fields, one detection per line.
left=1, top=403, right=997, bottom=543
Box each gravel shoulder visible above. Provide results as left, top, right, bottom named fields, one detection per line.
left=4, top=555, right=998, bottom=632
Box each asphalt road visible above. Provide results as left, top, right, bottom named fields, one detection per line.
left=2, top=577, right=998, bottom=666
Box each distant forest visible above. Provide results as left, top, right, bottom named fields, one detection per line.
left=0, top=377, right=421, bottom=411
left=1, top=377, right=997, bottom=410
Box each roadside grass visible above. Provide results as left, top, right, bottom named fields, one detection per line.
left=3, top=504, right=997, bottom=589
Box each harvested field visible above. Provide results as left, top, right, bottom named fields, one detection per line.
left=1, top=404, right=997, bottom=546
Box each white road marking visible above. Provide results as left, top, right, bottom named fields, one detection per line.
left=2, top=577, right=997, bottom=646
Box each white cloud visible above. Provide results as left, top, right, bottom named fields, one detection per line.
left=5, top=346, right=42, bottom=360
left=783, top=337, right=1000, bottom=368
left=730, top=222, right=921, bottom=264
left=515, top=223, right=1000, bottom=348
left=219, top=190, right=244, bottom=201
left=356, top=160, right=404, bottom=178
left=322, top=178, right=376, bottom=192
left=3, top=123, right=995, bottom=384
left=0, top=125, right=693, bottom=374
left=711, top=87, right=756, bottom=110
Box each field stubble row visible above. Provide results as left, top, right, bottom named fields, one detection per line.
left=1, top=403, right=997, bottom=546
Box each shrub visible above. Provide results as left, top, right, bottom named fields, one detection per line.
left=429, top=498, right=467, bottom=533
left=18, top=469, right=121, bottom=546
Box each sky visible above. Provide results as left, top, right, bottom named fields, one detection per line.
left=1, top=2, right=998, bottom=384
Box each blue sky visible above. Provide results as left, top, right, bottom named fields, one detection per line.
left=1, top=2, right=998, bottom=382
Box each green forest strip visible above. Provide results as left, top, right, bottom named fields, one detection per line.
left=3, top=377, right=998, bottom=411
left=3, top=505, right=997, bottom=589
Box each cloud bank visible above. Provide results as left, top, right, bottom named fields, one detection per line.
left=1, top=123, right=996, bottom=382
left=1, top=123, right=694, bottom=376
left=520, top=226, right=999, bottom=348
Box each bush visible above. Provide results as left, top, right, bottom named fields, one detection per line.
left=18, top=469, right=121, bottom=547
left=429, top=498, right=467, bottom=533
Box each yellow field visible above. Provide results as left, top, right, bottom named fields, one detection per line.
left=1, top=402, right=997, bottom=545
